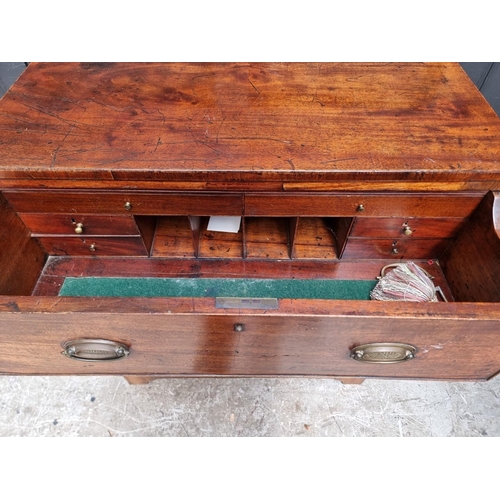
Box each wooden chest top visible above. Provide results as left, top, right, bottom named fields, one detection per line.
left=0, top=62, right=499, bottom=186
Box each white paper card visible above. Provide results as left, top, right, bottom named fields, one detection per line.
left=207, top=216, right=242, bottom=233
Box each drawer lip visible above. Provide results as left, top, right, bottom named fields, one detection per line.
left=1, top=295, right=499, bottom=317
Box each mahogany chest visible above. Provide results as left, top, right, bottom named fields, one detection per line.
left=0, top=62, right=499, bottom=382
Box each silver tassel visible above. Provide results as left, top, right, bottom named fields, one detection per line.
left=370, top=262, right=447, bottom=302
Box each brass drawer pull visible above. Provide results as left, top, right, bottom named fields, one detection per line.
left=124, top=201, right=132, bottom=211
left=74, top=222, right=84, bottom=234
left=403, top=225, right=413, bottom=236
left=62, top=339, right=130, bottom=362
left=350, top=343, right=416, bottom=363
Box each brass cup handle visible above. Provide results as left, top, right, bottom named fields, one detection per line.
left=350, top=343, right=416, bottom=364
left=74, top=223, right=84, bottom=234
left=62, top=339, right=130, bottom=362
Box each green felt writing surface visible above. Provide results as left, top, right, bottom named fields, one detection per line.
left=59, top=277, right=377, bottom=300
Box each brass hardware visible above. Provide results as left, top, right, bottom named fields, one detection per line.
left=216, top=297, right=279, bottom=310
left=403, top=225, right=413, bottom=236
left=350, top=343, right=416, bottom=364
left=234, top=323, right=244, bottom=332
left=62, top=339, right=130, bottom=362
left=391, top=248, right=399, bottom=254
left=74, top=223, right=84, bottom=234
left=356, top=204, right=365, bottom=212
left=124, top=201, right=132, bottom=210
left=89, top=243, right=96, bottom=252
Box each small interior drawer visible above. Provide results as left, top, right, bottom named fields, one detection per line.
left=245, top=194, right=483, bottom=217
left=18, top=214, right=141, bottom=236
left=36, top=236, right=150, bottom=256
left=4, top=191, right=244, bottom=216
left=341, top=238, right=451, bottom=259
left=349, top=217, right=466, bottom=239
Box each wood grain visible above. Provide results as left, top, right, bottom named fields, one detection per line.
left=199, top=217, right=244, bottom=259
left=292, top=218, right=337, bottom=259
left=0, top=194, right=46, bottom=294
left=36, top=236, right=149, bottom=256
left=342, top=238, right=451, bottom=260
left=18, top=213, right=140, bottom=235
left=152, top=217, right=196, bottom=258
left=3, top=191, right=244, bottom=215
left=0, top=63, right=499, bottom=187
left=441, top=191, right=500, bottom=302
left=349, top=217, right=466, bottom=239
left=0, top=302, right=499, bottom=379
left=244, top=218, right=290, bottom=259
left=33, top=256, right=453, bottom=300
left=244, top=193, right=483, bottom=217
left=0, top=63, right=499, bottom=381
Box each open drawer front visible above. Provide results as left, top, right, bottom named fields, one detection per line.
left=0, top=191, right=499, bottom=381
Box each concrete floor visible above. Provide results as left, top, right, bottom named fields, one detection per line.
left=1, top=376, right=499, bottom=436
left=1, top=63, right=499, bottom=438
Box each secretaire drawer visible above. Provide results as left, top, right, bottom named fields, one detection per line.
left=1, top=301, right=500, bottom=380
left=37, top=236, right=149, bottom=256
left=341, top=238, right=451, bottom=259
left=3, top=191, right=244, bottom=216
left=349, top=217, right=466, bottom=239
left=18, top=214, right=141, bottom=236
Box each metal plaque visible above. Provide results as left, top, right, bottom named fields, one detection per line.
left=215, top=297, right=279, bottom=310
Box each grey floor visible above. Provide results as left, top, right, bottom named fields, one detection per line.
left=1, top=62, right=499, bottom=438
left=1, top=376, right=499, bottom=437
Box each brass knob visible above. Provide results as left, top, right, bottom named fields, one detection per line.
left=350, top=343, right=417, bottom=364
left=234, top=323, right=244, bottom=332
left=74, top=223, right=84, bottom=234
left=89, top=244, right=96, bottom=252
left=356, top=204, right=365, bottom=212
left=124, top=201, right=132, bottom=211
left=403, top=225, right=413, bottom=236
left=391, top=248, right=399, bottom=254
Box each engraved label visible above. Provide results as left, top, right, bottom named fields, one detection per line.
left=216, top=297, right=279, bottom=309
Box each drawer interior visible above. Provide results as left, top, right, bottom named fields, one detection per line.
left=1, top=191, right=499, bottom=304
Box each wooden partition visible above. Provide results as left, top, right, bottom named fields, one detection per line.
left=0, top=193, right=46, bottom=295
left=441, top=192, right=500, bottom=302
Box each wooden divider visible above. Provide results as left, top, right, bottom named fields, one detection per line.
left=152, top=216, right=344, bottom=260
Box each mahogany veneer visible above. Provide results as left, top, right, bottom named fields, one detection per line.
left=0, top=63, right=499, bottom=382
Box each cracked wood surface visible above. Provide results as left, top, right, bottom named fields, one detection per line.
left=0, top=62, right=499, bottom=187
